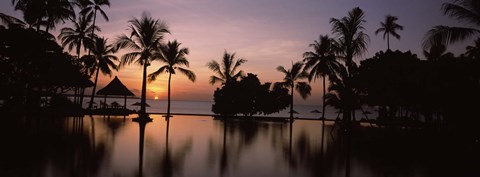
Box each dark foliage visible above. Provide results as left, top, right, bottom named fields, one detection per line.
left=0, top=27, right=92, bottom=110
left=358, top=50, right=480, bottom=131
left=212, top=73, right=290, bottom=116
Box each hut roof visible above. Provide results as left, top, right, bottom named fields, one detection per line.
left=97, top=76, right=135, bottom=96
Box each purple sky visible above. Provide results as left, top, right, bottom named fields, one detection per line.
left=0, top=0, right=469, bottom=105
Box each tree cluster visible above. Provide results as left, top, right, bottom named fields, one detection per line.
left=357, top=50, right=480, bottom=127
left=0, top=27, right=92, bottom=110
left=212, top=73, right=290, bottom=116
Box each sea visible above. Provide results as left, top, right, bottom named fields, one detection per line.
left=81, top=97, right=376, bottom=120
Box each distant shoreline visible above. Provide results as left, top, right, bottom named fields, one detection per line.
left=146, top=112, right=337, bottom=122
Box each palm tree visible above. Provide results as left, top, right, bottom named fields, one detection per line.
left=58, top=15, right=96, bottom=59
left=76, top=0, right=110, bottom=45
left=275, top=61, right=312, bottom=120
left=375, top=15, right=403, bottom=50
left=115, top=12, right=170, bottom=116
left=12, top=0, right=75, bottom=32
left=330, top=7, right=369, bottom=72
left=325, top=65, right=362, bottom=121
left=303, top=35, right=340, bottom=121
left=148, top=40, right=196, bottom=118
left=86, top=37, right=118, bottom=108
left=423, top=0, right=480, bottom=48
left=329, top=7, right=369, bottom=122
left=206, top=51, right=247, bottom=85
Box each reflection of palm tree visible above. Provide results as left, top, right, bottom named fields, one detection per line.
left=155, top=118, right=192, bottom=177
left=275, top=62, right=311, bottom=120
left=423, top=0, right=480, bottom=48
left=303, top=35, right=339, bottom=121
left=375, top=15, right=403, bottom=50
left=207, top=51, right=247, bottom=85
left=115, top=12, right=169, bottom=117
left=86, top=37, right=118, bottom=110
left=148, top=40, right=196, bottom=117
left=134, top=118, right=151, bottom=177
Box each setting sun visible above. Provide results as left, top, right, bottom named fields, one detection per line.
left=154, top=96, right=159, bottom=100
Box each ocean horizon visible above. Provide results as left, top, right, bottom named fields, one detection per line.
left=79, top=97, right=376, bottom=120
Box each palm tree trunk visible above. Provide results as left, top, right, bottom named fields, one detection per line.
left=387, top=34, right=390, bottom=50
left=167, top=72, right=172, bottom=117
left=321, top=76, right=326, bottom=152
left=322, top=76, right=326, bottom=119
left=88, top=66, right=100, bottom=110
left=91, top=9, right=97, bottom=39
left=290, top=85, right=294, bottom=121
left=140, top=60, right=148, bottom=116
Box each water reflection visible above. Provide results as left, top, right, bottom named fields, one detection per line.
left=1, top=115, right=478, bottom=177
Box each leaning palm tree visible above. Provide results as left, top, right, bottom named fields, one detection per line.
left=115, top=12, right=169, bottom=116
left=148, top=40, right=196, bottom=118
left=423, top=0, right=480, bottom=48
left=206, top=51, right=247, bottom=85
left=329, top=7, right=369, bottom=122
left=303, top=35, right=340, bottom=121
left=275, top=61, right=312, bottom=120
left=58, top=15, right=97, bottom=59
left=86, top=37, right=118, bottom=109
left=375, top=15, right=403, bottom=50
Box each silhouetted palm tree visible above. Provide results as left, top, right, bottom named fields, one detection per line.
left=12, top=0, right=75, bottom=32
left=330, top=7, right=369, bottom=72
left=76, top=0, right=110, bottom=46
left=466, top=38, right=480, bottom=59
left=325, top=65, right=362, bottom=120
left=275, top=62, right=311, bottom=119
left=148, top=40, right=196, bottom=117
left=375, top=15, right=403, bottom=50
left=423, top=0, right=480, bottom=48
left=207, top=51, right=247, bottom=85
left=58, top=15, right=97, bottom=59
left=115, top=12, right=169, bottom=116
left=303, top=35, right=339, bottom=120
left=329, top=7, right=369, bottom=122
left=423, top=43, right=454, bottom=61
left=86, top=37, right=118, bottom=109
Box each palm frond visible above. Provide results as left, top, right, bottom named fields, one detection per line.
left=148, top=65, right=168, bottom=82
left=276, top=66, right=288, bottom=74
left=120, top=52, right=141, bottom=66
left=295, top=82, right=312, bottom=99
left=209, top=76, right=224, bottom=85
left=423, top=25, right=480, bottom=48
left=177, top=67, right=196, bottom=82
left=442, top=1, right=480, bottom=26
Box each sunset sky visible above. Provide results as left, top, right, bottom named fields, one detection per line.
left=0, top=0, right=469, bottom=105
